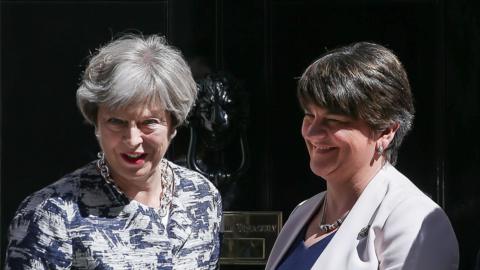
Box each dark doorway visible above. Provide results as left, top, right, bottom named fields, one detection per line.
left=2, top=1, right=478, bottom=269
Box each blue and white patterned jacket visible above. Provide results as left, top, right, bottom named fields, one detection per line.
left=5, top=160, right=222, bottom=269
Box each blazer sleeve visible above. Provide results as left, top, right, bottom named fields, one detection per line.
left=173, top=179, right=223, bottom=270
left=376, top=196, right=459, bottom=270
left=207, top=189, right=223, bottom=269
left=5, top=197, right=73, bottom=270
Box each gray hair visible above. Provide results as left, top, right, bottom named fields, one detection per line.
left=297, top=42, right=415, bottom=165
left=76, top=34, right=197, bottom=129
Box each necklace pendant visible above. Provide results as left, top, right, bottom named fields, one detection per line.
left=319, top=223, right=336, bottom=233
left=317, top=195, right=350, bottom=233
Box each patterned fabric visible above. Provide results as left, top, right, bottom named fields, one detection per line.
left=5, top=160, right=222, bottom=270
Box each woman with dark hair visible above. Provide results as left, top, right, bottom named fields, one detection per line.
left=5, top=34, right=221, bottom=269
left=266, top=42, right=458, bottom=270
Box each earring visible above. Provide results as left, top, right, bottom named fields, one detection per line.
left=376, top=145, right=384, bottom=155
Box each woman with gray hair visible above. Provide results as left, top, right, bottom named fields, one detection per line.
left=266, top=42, right=459, bottom=269
left=5, top=34, right=222, bottom=269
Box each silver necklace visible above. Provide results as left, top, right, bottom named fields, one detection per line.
left=96, top=152, right=174, bottom=217
left=318, top=196, right=350, bottom=233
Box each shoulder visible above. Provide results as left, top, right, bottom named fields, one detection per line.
left=168, top=161, right=222, bottom=238
left=5, top=163, right=98, bottom=269
left=12, top=162, right=100, bottom=221
left=168, top=160, right=222, bottom=218
left=294, top=192, right=325, bottom=213
left=169, top=160, right=220, bottom=199
left=286, top=191, right=325, bottom=222
left=374, top=165, right=459, bottom=269
left=380, top=164, right=443, bottom=219
left=376, top=164, right=453, bottom=231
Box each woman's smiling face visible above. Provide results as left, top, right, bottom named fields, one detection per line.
left=301, top=104, right=377, bottom=182
left=96, top=104, right=173, bottom=185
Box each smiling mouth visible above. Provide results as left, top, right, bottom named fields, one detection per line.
left=313, top=145, right=336, bottom=152
left=121, top=153, right=147, bottom=164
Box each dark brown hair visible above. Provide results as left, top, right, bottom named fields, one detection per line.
left=297, top=42, right=415, bottom=165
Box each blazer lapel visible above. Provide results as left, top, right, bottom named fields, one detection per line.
left=266, top=192, right=326, bottom=270
left=311, top=164, right=392, bottom=269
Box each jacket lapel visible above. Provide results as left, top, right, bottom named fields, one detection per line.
left=266, top=192, right=326, bottom=270
left=311, top=164, right=393, bottom=269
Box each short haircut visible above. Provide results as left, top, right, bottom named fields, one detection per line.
left=297, top=42, right=415, bottom=165
left=76, top=34, right=197, bottom=129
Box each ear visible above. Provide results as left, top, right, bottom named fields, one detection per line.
left=376, top=122, right=400, bottom=150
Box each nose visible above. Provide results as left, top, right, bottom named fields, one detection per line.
left=302, top=118, right=327, bottom=139
left=123, top=125, right=143, bottom=147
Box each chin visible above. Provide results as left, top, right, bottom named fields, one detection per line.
left=134, top=167, right=154, bottom=178
left=310, top=161, right=336, bottom=178
left=310, top=165, right=327, bottom=178
left=119, top=166, right=150, bottom=180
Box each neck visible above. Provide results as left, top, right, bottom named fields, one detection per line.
left=129, top=189, right=163, bottom=208
left=111, top=168, right=165, bottom=209
left=324, top=158, right=385, bottom=223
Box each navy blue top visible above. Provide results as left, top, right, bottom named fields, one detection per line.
left=276, top=229, right=336, bottom=270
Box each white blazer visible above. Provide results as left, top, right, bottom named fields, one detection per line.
left=266, top=164, right=459, bottom=270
